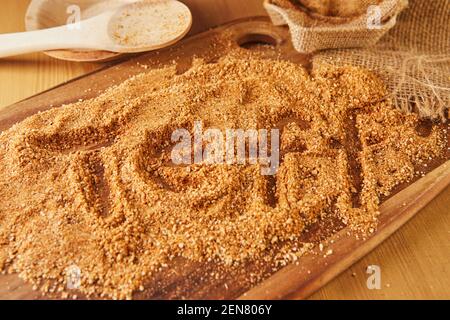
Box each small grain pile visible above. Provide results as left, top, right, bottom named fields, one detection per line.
left=111, top=0, right=191, bottom=48
left=282, top=0, right=382, bottom=17
left=0, top=47, right=446, bottom=299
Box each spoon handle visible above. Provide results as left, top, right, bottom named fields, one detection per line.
left=0, top=25, right=100, bottom=58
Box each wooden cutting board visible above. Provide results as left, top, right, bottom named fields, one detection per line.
left=0, top=17, right=449, bottom=300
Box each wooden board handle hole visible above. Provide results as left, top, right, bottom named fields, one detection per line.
left=237, top=33, right=280, bottom=50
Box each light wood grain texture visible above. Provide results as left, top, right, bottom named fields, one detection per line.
left=0, top=0, right=449, bottom=300
left=241, top=161, right=450, bottom=300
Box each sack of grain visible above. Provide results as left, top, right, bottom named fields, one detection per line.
left=265, top=0, right=449, bottom=121
left=264, top=0, right=408, bottom=53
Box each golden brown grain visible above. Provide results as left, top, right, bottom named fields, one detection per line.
left=0, top=47, right=446, bottom=299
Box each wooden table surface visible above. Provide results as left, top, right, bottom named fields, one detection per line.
left=0, top=0, right=448, bottom=300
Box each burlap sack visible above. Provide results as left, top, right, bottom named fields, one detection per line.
left=265, top=0, right=449, bottom=120
left=265, top=0, right=408, bottom=52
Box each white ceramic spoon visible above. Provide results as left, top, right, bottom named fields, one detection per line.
left=0, top=0, right=192, bottom=58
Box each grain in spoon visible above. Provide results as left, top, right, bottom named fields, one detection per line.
left=0, top=0, right=192, bottom=58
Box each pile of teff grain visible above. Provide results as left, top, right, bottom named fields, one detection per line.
left=273, top=0, right=383, bottom=18
left=0, top=47, right=446, bottom=299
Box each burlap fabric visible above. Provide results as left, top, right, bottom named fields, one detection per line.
left=265, top=0, right=449, bottom=120
left=265, top=0, right=408, bottom=52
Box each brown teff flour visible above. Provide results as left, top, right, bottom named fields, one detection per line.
left=0, top=49, right=446, bottom=299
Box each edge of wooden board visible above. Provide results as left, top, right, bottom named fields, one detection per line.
left=240, top=161, right=450, bottom=299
